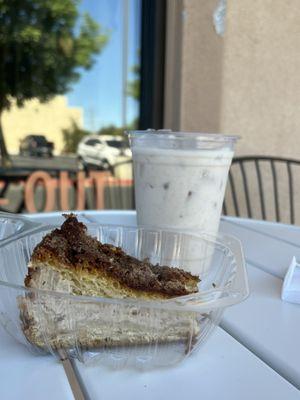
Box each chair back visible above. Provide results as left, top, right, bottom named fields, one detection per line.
left=223, top=156, right=300, bottom=224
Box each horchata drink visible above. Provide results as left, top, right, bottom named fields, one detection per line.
left=127, top=130, right=238, bottom=275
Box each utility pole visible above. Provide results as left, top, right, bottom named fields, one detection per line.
left=122, top=0, right=129, bottom=128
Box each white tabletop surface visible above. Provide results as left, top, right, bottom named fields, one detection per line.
left=0, top=324, right=73, bottom=400
left=221, top=218, right=300, bottom=278
left=220, top=217, right=300, bottom=390
left=221, top=265, right=300, bottom=390
left=226, top=217, right=300, bottom=246
left=1, top=211, right=299, bottom=399
left=74, top=328, right=300, bottom=400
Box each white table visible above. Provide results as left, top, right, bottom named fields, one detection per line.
left=220, top=218, right=300, bottom=390
left=0, top=211, right=299, bottom=399
left=0, top=325, right=74, bottom=400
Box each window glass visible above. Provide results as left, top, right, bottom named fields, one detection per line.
left=0, top=0, right=141, bottom=213
left=85, top=139, right=100, bottom=146
left=106, top=140, right=124, bottom=149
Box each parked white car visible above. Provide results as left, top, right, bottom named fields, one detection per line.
left=77, top=135, right=131, bottom=170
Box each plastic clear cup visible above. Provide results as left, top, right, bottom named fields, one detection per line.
left=127, top=130, right=238, bottom=275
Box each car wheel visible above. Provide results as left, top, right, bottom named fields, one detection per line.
left=100, top=158, right=111, bottom=171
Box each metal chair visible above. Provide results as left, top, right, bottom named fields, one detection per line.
left=223, top=156, right=300, bottom=225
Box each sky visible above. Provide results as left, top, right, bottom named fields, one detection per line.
left=67, top=0, right=141, bottom=132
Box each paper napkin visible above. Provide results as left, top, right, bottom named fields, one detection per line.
left=281, top=257, right=300, bottom=305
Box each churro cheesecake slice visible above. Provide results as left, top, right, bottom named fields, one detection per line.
left=20, top=214, right=200, bottom=349
left=25, top=214, right=199, bottom=299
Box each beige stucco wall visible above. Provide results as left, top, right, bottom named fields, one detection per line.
left=164, top=0, right=300, bottom=223
left=175, top=0, right=300, bottom=158
left=2, top=96, right=83, bottom=154
left=180, top=0, right=223, bottom=133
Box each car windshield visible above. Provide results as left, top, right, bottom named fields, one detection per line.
left=32, top=136, right=47, bottom=145
left=106, top=140, right=125, bottom=149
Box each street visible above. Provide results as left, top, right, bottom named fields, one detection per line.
left=11, top=154, right=78, bottom=171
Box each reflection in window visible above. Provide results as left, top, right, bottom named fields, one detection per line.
left=0, top=0, right=141, bottom=161
left=0, top=0, right=141, bottom=213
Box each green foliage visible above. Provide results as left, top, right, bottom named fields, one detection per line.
left=62, top=120, right=90, bottom=153
left=97, top=117, right=139, bottom=137
left=98, top=125, right=125, bottom=137
left=127, top=117, right=139, bottom=129
left=0, top=0, right=108, bottom=165
left=127, top=64, right=140, bottom=102
left=0, top=0, right=109, bottom=110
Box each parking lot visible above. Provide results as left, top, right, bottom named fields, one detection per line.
left=11, top=154, right=78, bottom=171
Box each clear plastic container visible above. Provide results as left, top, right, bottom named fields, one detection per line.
left=0, top=211, right=40, bottom=240
left=0, top=217, right=248, bottom=370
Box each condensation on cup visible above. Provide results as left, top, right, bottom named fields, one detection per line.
left=127, top=130, right=238, bottom=276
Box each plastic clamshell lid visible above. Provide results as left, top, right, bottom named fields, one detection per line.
left=0, top=221, right=249, bottom=313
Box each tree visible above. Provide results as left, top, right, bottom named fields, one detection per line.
left=126, top=62, right=140, bottom=129
left=127, top=64, right=140, bottom=102
left=62, top=120, right=90, bottom=153
left=0, top=0, right=109, bottom=166
left=98, top=125, right=124, bottom=137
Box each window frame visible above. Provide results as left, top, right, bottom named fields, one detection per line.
left=139, top=0, right=167, bottom=130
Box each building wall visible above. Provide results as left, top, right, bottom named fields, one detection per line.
left=163, top=0, right=300, bottom=223
left=180, top=0, right=223, bottom=134
left=2, top=96, right=83, bottom=154
left=174, top=0, right=300, bottom=158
